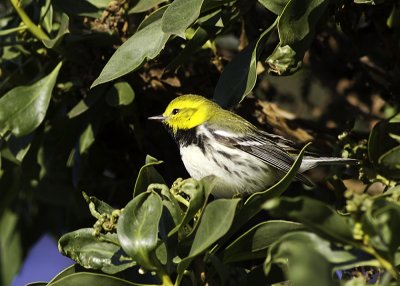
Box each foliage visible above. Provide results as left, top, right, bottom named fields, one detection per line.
left=0, top=0, right=399, bottom=285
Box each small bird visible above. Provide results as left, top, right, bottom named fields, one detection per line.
left=149, top=94, right=358, bottom=198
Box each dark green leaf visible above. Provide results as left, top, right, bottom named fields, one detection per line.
left=106, top=82, right=135, bottom=107
left=264, top=196, right=355, bottom=244
left=129, top=0, right=168, bottom=13
left=265, top=232, right=357, bottom=286
left=378, top=145, right=400, bottom=179
left=161, top=0, right=204, bottom=37
left=133, top=155, right=164, bottom=197
left=267, top=0, right=329, bottom=75
left=177, top=199, right=240, bottom=278
left=258, top=0, right=290, bottom=15
left=42, top=13, right=70, bottom=49
left=0, top=62, right=62, bottom=137
left=79, top=124, right=95, bottom=155
left=48, top=272, right=150, bottom=286
left=0, top=209, right=22, bottom=286
left=58, top=229, right=136, bottom=274
left=83, top=192, right=114, bottom=219
left=214, top=20, right=277, bottom=108
left=91, top=8, right=170, bottom=87
left=223, top=220, right=305, bottom=263
left=368, top=119, right=400, bottom=164
left=117, top=191, right=163, bottom=270
left=165, top=27, right=209, bottom=72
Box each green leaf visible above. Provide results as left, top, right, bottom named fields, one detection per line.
left=368, top=117, right=400, bottom=165
left=79, top=124, right=95, bottom=154
left=91, top=8, right=170, bottom=87
left=267, top=0, right=329, bottom=75
left=378, top=145, right=400, bottom=179
left=129, top=0, right=168, bottom=13
left=258, top=0, right=290, bottom=15
left=133, top=155, right=164, bottom=197
left=48, top=272, right=150, bottom=286
left=265, top=232, right=358, bottom=286
left=82, top=192, right=114, bottom=219
left=106, top=82, right=135, bottom=107
left=0, top=209, right=22, bottom=286
left=161, top=0, right=204, bottom=37
left=362, top=198, right=400, bottom=256
left=264, top=196, right=355, bottom=245
left=223, top=220, right=305, bottom=263
left=0, top=62, right=62, bottom=137
left=42, top=13, right=70, bottom=49
left=165, top=27, right=209, bottom=72
left=177, top=198, right=240, bottom=279
left=26, top=283, right=47, bottom=286
left=214, top=20, right=277, bottom=108
left=58, top=229, right=136, bottom=274
left=167, top=178, right=208, bottom=237
left=117, top=191, right=163, bottom=270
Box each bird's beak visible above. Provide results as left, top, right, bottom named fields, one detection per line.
left=148, top=115, right=166, bottom=121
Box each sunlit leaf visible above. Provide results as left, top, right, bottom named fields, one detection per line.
left=129, top=0, right=168, bottom=13
left=177, top=199, right=240, bottom=279
left=258, top=0, right=290, bottom=15
left=265, top=232, right=358, bottom=286
left=48, top=272, right=151, bottom=285
left=117, top=191, right=163, bottom=270
left=91, top=8, right=170, bottom=87
left=106, top=82, right=135, bottom=107
left=223, top=220, right=305, bottom=263
left=58, top=229, right=136, bottom=274
left=161, top=0, right=204, bottom=37
left=133, top=155, right=164, bottom=197
left=267, top=0, right=329, bottom=75
left=264, top=196, right=355, bottom=244
left=0, top=62, right=62, bottom=137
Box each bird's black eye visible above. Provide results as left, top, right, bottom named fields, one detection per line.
left=171, top=108, right=180, bottom=115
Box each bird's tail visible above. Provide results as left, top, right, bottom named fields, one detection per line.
left=299, top=156, right=359, bottom=173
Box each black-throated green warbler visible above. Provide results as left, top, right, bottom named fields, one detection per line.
left=149, top=94, right=357, bottom=197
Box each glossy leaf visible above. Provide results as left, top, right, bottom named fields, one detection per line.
left=106, top=82, right=135, bottom=107
left=264, top=196, right=355, bottom=244
left=117, top=191, right=163, bottom=270
left=48, top=272, right=150, bottom=286
left=91, top=8, right=170, bottom=87
left=133, top=155, right=164, bottom=197
left=58, top=229, right=136, bottom=274
left=265, top=232, right=358, bottom=286
left=223, top=220, right=305, bottom=263
left=177, top=198, right=240, bottom=278
left=161, top=0, right=204, bottom=37
left=214, top=20, right=277, bottom=108
left=129, top=0, right=168, bottom=13
left=267, top=0, right=329, bottom=75
left=368, top=118, right=400, bottom=164
left=0, top=62, right=62, bottom=137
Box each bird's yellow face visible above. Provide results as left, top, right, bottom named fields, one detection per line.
left=149, top=95, right=219, bottom=133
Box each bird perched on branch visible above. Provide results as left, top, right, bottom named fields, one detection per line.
left=149, top=94, right=358, bottom=198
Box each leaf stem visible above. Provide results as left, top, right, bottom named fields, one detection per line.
left=9, top=0, right=50, bottom=41
left=159, top=270, right=173, bottom=286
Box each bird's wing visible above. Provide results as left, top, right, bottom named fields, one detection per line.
left=209, top=126, right=313, bottom=186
